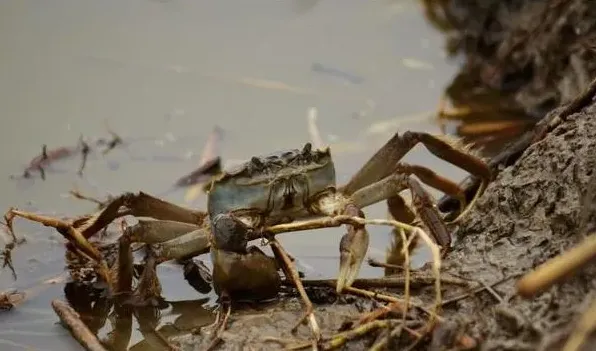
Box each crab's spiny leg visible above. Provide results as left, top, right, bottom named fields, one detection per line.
left=341, top=132, right=413, bottom=196
left=404, top=132, right=491, bottom=222
left=387, top=194, right=416, bottom=224
left=154, top=228, right=211, bottom=262
left=348, top=172, right=451, bottom=247
left=124, top=220, right=201, bottom=244
left=349, top=173, right=410, bottom=210
left=407, top=177, right=451, bottom=247
left=114, top=235, right=134, bottom=295
left=77, top=192, right=207, bottom=239
left=394, top=163, right=466, bottom=213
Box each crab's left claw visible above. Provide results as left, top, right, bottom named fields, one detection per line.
left=337, top=226, right=369, bottom=293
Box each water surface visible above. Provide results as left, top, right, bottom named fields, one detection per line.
left=0, top=0, right=466, bottom=349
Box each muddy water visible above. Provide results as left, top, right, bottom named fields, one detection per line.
left=0, top=0, right=466, bottom=349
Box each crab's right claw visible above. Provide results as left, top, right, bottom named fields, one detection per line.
left=336, top=226, right=369, bottom=293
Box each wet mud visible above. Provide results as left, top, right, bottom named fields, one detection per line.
left=438, top=99, right=596, bottom=349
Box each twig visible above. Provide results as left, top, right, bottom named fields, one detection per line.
left=368, top=324, right=403, bottom=351
left=320, top=320, right=394, bottom=350
left=367, top=258, right=404, bottom=272
left=51, top=299, right=107, bottom=351
left=69, top=189, right=108, bottom=208
left=77, top=136, right=91, bottom=176
left=441, top=275, right=517, bottom=306
left=269, top=237, right=321, bottom=347
left=517, top=233, right=596, bottom=298
left=563, top=297, right=596, bottom=351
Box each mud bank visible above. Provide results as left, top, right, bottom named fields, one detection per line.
left=171, top=92, right=596, bottom=351
left=432, top=0, right=596, bottom=118
left=437, top=98, right=596, bottom=349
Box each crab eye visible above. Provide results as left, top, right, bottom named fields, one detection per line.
left=302, top=143, right=312, bottom=156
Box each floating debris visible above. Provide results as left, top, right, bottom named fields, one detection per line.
left=311, top=62, right=365, bottom=84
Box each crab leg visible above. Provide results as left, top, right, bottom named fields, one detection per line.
left=124, top=220, right=201, bottom=244
left=153, top=228, right=211, bottom=262
left=260, top=214, right=420, bottom=292
left=349, top=169, right=451, bottom=246
left=76, top=192, right=207, bottom=239
left=341, top=131, right=491, bottom=221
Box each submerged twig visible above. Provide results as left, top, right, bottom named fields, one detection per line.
left=52, top=299, right=108, bottom=351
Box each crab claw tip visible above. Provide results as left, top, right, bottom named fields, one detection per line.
left=337, top=229, right=369, bottom=293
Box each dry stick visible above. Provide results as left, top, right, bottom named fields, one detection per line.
left=368, top=325, right=405, bottom=351
left=368, top=258, right=404, bottom=272
left=441, top=274, right=518, bottom=306
left=341, top=286, right=476, bottom=349
left=320, top=320, right=395, bottom=350
left=516, top=233, right=596, bottom=298
left=286, top=274, right=469, bottom=289
left=51, top=299, right=107, bottom=351
left=269, top=237, right=321, bottom=347
left=562, top=297, right=596, bottom=351
left=69, top=189, right=107, bottom=207
left=4, top=209, right=113, bottom=289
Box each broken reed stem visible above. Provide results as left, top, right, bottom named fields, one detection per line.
left=410, top=227, right=442, bottom=327
left=320, top=320, right=393, bottom=350
left=51, top=299, right=107, bottom=351
left=368, top=325, right=404, bottom=351
left=400, top=229, right=412, bottom=324
left=517, top=233, right=596, bottom=298
left=269, top=237, right=321, bottom=345
left=283, top=274, right=469, bottom=289
left=368, top=258, right=404, bottom=271
left=307, top=107, right=325, bottom=149
left=563, top=297, right=596, bottom=351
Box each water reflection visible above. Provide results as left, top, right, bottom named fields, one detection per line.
left=64, top=282, right=214, bottom=350
left=439, top=68, right=537, bottom=157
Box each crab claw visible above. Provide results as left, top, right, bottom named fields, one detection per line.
left=337, top=226, right=369, bottom=293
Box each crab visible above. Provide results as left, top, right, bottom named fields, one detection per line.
left=3, top=131, right=491, bottom=306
